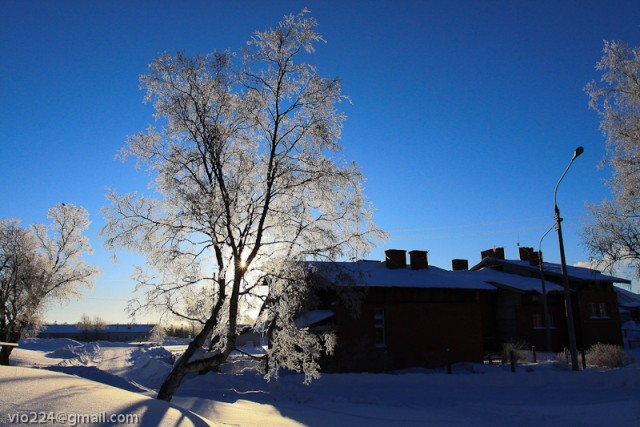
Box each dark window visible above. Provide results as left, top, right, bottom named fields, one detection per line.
left=589, top=302, right=598, bottom=317
left=533, top=313, right=543, bottom=328
left=533, top=312, right=555, bottom=329
left=589, top=302, right=610, bottom=318
left=374, top=308, right=385, bottom=347
left=599, top=302, right=610, bottom=318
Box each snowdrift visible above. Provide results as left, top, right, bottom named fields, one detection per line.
left=0, top=366, right=214, bottom=426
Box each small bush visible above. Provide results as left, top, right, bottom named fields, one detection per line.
left=501, top=340, right=527, bottom=364
left=553, top=348, right=571, bottom=369
left=586, top=343, right=627, bottom=368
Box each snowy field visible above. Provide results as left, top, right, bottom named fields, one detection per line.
left=1, top=339, right=639, bottom=426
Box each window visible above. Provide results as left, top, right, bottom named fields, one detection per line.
left=589, top=302, right=611, bottom=318
left=599, top=302, right=610, bottom=318
left=533, top=312, right=556, bottom=329
left=374, top=308, right=386, bottom=347
left=533, top=313, right=543, bottom=329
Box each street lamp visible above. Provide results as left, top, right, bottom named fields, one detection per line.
left=554, top=146, right=583, bottom=371
left=538, top=224, right=555, bottom=354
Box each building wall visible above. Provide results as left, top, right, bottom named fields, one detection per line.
left=575, top=289, right=623, bottom=348
left=479, top=259, right=625, bottom=351
left=514, top=296, right=567, bottom=352
left=325, top=288, right=487, bottom=372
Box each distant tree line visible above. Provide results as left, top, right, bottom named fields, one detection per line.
left=76, top=314, right=107, bottom=341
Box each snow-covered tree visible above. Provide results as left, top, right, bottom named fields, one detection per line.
left=77, top=313, right=93, bottom=340
left=77, top=314, right=107, bottom=341
left=102, top=10, right=384, bottom=401
left=0, top=204, right=98, bottom=364
left=149, top=324, right=166, bottom=343
left=583, top=41, right=640, bottom=279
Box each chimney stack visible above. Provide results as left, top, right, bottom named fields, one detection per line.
left=519, top=247, right=534, bottom=261
left=481, top=247, right=505, bottom=260
left=409, top=250, right=429, bottom=270
left=481, top=249, right=494, bottom=260
left=385, top=249, right=407, bottom=269
left=529, top=251, right=541, bottom=266
left=452, top=259, right=469, bottom=271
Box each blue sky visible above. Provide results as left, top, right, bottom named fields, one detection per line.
left=2, top=0, right=640, bottom=323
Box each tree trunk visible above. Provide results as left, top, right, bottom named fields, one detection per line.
left=157, top=362, right=188, bottom=401
left=156, top=272, right=244, bottom=402
left=156, top=303, right=226, bottom=401
left=157, top=341, right=231, bottom=401
left=0, top=345, right=14, bottom=366
left=157, top=323, right=210, bottom=402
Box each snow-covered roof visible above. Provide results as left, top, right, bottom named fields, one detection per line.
left=295, top=310, right=335, bottom=328
left=306, top=261, right=495, bottom=291
left=476, top=258, right=631, bottom=284
left=615, top=286, right=640, bottom=308
left=453, top=268, right=564, bottom=294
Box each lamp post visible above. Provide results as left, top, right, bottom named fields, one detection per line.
left=538, top=224, right=555, bottom=354
left=554, top=146, right=583, bottom=371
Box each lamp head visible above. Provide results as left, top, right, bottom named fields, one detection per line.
left=572, top=146, right=584, bottom=160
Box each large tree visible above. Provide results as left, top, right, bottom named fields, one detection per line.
left=0, top=204, right=98, bottom=365
left=584, top=41, right=640, bottom=279
left=103, top=10, right=384, bottom=401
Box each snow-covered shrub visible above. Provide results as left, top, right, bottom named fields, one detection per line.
left=77, top=343, right=102, bottom=364
left=501, top=340, right=527, bottom=364
left=149, top=325, right=166, bottom=343
left=50, top=342, right=102, bottom=364
left=554, top=348, right=571, bottom=369
left=50, top=344, right=82, bottom=359
left=586, top=343, right=628, bottom=368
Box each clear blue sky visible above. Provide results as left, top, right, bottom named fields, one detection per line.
left=2, top=0, right=640, bottom=323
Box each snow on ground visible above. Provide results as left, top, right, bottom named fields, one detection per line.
left=0, top=366, right=213, bottom=426
left=2, top=339, right=640, bottom=426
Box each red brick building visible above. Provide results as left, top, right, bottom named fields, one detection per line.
left=306, top=249, right=495, bottom=372
left=304, top=246, right=632, bottom=372
left=469, top=247, right=630, bottom=351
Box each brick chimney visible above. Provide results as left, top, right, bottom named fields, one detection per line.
left=385, top=249, right=406, bottom=269
left=452, top=259, right=469, bottom=271
left=481, top=247, right=505, bottom=260
left=409, top=250, right=428, bottom=270
left=481, top=249, right=494, bottom=260
left=519, top=247, right=534, bottom=261
left=529, top=251, right=541, bottom=266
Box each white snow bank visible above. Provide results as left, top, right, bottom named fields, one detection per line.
left=6, top=340, right=640, bottom=426
left=0, top=366, right=214, bottom=426
left=172, top=353, right=640, bottom=427
left=49, top=342, right=101, bottom=361
left=19, top=337, right=83, bottom=350
left=128, top=346, right=174, bottom=389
